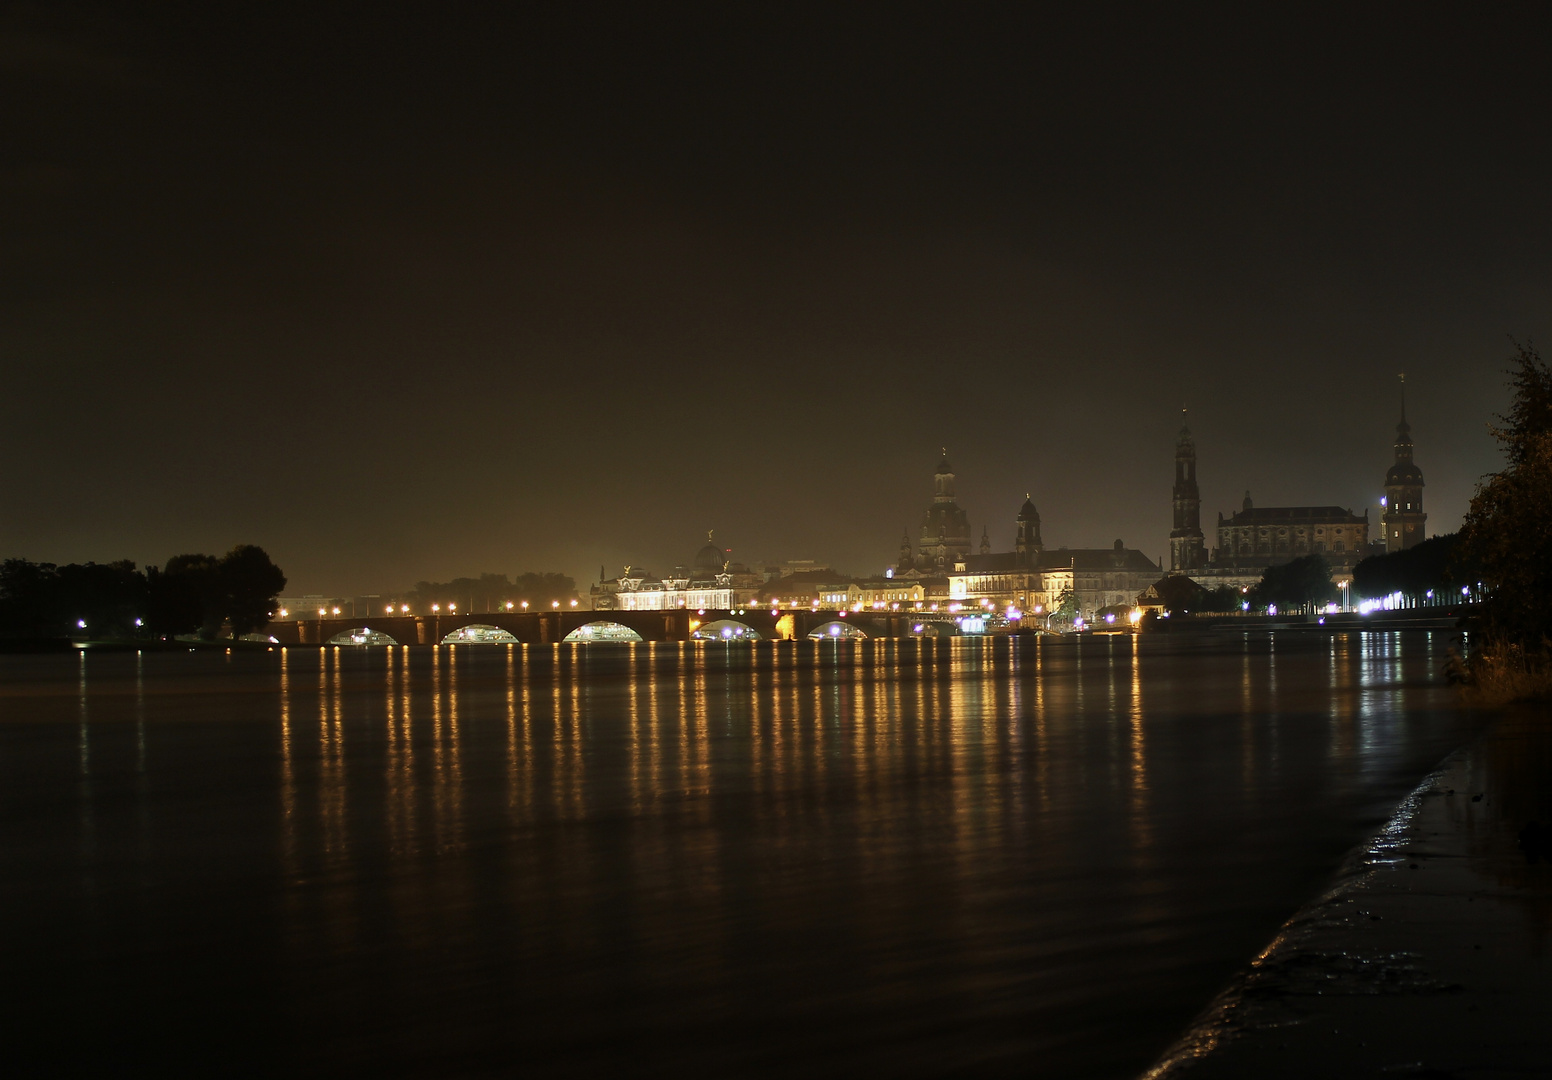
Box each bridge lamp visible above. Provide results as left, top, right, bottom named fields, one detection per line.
left=77, top=619, right=87, bottom=629
left=570, top=600, right=578, bottom=607
left=319, top=608, right=327, bottom=617
left=386, top=605, right=394, bottom=614
left=432, top=604, right=440, bottom=612
left=279, top=609, right=288, bottom=618
left=449, top=603, right=456, bottom=612
left=505, top=602, right=514, bottom=610
left=331, top=607, right=341, bottom=616
left=521, top=601, right=528, bottom=610
left=551, top=601, right=560, bottom=609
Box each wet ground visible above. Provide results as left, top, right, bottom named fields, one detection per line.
left=1146, top=701, right=1552, bottom=1079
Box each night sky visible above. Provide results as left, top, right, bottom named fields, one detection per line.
left=5, top=4, right=1550, bottom=594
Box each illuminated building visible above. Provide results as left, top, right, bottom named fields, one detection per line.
left=591, top=532, right=764, bottom=611
left=1186, top=422, right=1372, bottom=588
left=907, top=451, right=972, bottom=573
left=946, top=494, right=1160, bottom=620
left=1209, top=493, right=1370, bottom=578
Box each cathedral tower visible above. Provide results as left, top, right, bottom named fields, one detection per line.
left=1169, top=418, right=1205, bottom=573
left=1382, top=378, right=1426, bottom=553
left=916, top=450, right=972, bottom=572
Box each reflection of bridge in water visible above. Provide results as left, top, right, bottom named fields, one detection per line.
left=268, top=608, right=941, bottom=645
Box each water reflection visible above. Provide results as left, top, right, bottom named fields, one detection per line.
left=3, top=632, right=1473, bottom=1079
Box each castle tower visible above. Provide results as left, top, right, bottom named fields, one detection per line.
left=979, top=525, right=991, bottom=556
left=1382, top=377, right=1426, bottom=553
left=1169, top=417, right=1206, bottom=573
left=1015, top=494, right=1043, bottom=567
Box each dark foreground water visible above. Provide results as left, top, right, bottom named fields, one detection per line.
left=0, top=632, right=1473, bottom=1077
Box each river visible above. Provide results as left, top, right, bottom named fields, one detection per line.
left=0, top=632, right=1471, bottom=1077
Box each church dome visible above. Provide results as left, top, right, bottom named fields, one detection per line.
left=694, top=539, right=724, bottom=574
left=1018, top=496, right=1039, bottom=521
left=1386, top=461, right=1424, bottom=486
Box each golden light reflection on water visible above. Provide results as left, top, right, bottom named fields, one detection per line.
left=0, top=629, right=1452, bottom=1080
left=279, top=649, right=296, bottom=878
left=248, top=633, right=1464, bottom=903
left=318, top=648, right=348, bottom=859
left=1129, top=637, right=1152, bottom=858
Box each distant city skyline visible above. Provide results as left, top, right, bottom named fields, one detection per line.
left=2, top=7, right=1540, bottom=593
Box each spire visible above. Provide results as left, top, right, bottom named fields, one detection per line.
left=979, top=524, right=990, bottom=556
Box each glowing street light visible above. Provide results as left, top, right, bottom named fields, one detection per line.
left=551, top=601, right=560, bottom=609
left=521, top=601, right=529, bottom=611
left=331, top=607, right=341, bottom=616
left=318, top=608, right=327, bottom=617
left=279, top=608, right=288, bottom=618
left=505, top=601, right=514, bottom=610
left=432, top=604, right=440, bottom=612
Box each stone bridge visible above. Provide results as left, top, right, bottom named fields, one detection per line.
left=266, top=608, right=936, bottom=645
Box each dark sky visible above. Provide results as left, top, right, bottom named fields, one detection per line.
left=4, top=3, right=1549, bottom=593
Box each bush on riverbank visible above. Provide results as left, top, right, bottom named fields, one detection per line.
left=1463, top=639, right=1552, bottom=704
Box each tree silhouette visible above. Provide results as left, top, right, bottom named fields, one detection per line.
left=1460, top=342, right=1552, bottom=646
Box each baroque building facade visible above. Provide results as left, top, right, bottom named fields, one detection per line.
left=929, top=482, right=1160, bottom=619
left=1185, top=419, right=1378, bottom=588
left=591, top=533, right=765, bottom=611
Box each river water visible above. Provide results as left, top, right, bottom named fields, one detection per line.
left=1, top=632, right=1471, bottom=1077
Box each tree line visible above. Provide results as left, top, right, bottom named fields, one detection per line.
left=1458, top=342, right=1552, bottom=653
left=404, top=572, right=578, bottom=613
left=0, top=545, right=286, bottom=640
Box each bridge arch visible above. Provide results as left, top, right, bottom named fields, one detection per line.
left=442, top=623, right=519, bottom=644
left=328, top=626, right=400, bottom=646
left=808, top=620, right=867, bottom=640
left=563, top=621, right=646, bottom=643
left=691, top=618, right=762, bottom=642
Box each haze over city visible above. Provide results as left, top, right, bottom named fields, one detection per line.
left=4, top=6, right=1548, bottom=593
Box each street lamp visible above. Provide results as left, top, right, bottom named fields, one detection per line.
left=521, top=601, right=529, bottom=611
